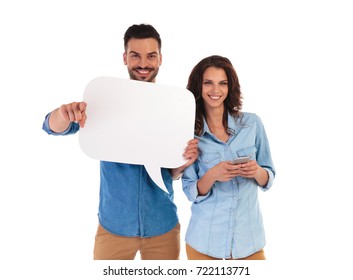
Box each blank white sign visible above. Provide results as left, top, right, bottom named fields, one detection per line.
left=79, top=76, right=195, bottom=193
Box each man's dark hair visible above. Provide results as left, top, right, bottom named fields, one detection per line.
left=124, top=24, right=161, bottom=52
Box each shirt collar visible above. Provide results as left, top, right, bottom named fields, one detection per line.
left=201, top=113, right=240, bottom=137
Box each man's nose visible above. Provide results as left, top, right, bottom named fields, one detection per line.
left=138, top=57, right=148, bottom=68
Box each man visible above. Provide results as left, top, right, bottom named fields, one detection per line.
left=42, top=24, right=198, bottom=260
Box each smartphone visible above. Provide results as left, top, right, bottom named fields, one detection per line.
left=231, top=156, right=251, bottom=164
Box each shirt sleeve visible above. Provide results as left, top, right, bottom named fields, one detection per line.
left=259, top=167, right=275, bottom=192
left=254, top=115, right=276, bottom=191
left=182, top=164, right=211, bottom=203
left=42, top=113, right=80, bottom=135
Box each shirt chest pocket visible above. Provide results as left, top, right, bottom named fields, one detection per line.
left=198, top=152, right=221, bottom=176
left=236, top=146, right=257, bottom=160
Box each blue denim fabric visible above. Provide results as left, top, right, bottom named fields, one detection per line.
left=43, top=114, right=178, bottom=237
left=182, top=113, right=275, bottom=258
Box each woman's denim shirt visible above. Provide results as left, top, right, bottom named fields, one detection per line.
left=42, top=114, right=178, bottom=237
left=182, top=112, right=275, bottom=259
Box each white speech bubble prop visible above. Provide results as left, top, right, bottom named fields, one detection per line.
left=79, top=77, right=195, bottom=193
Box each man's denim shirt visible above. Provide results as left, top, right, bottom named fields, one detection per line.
left=43, top=114, right=178, bottom=237
left=182, top=113, right=275, bottom=259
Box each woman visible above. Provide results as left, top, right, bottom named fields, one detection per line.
left=182, top=55, right=275, bottom=260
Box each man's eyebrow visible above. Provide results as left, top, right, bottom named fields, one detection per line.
left=128, top=51, right=140, bottom=55
left=128, top=51, right=158, bottom=55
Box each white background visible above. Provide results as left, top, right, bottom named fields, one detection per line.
left=1, top=0, right=352, bottom=279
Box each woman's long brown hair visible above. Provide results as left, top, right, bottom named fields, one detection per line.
left=187, top=55, right=243, bottom=136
